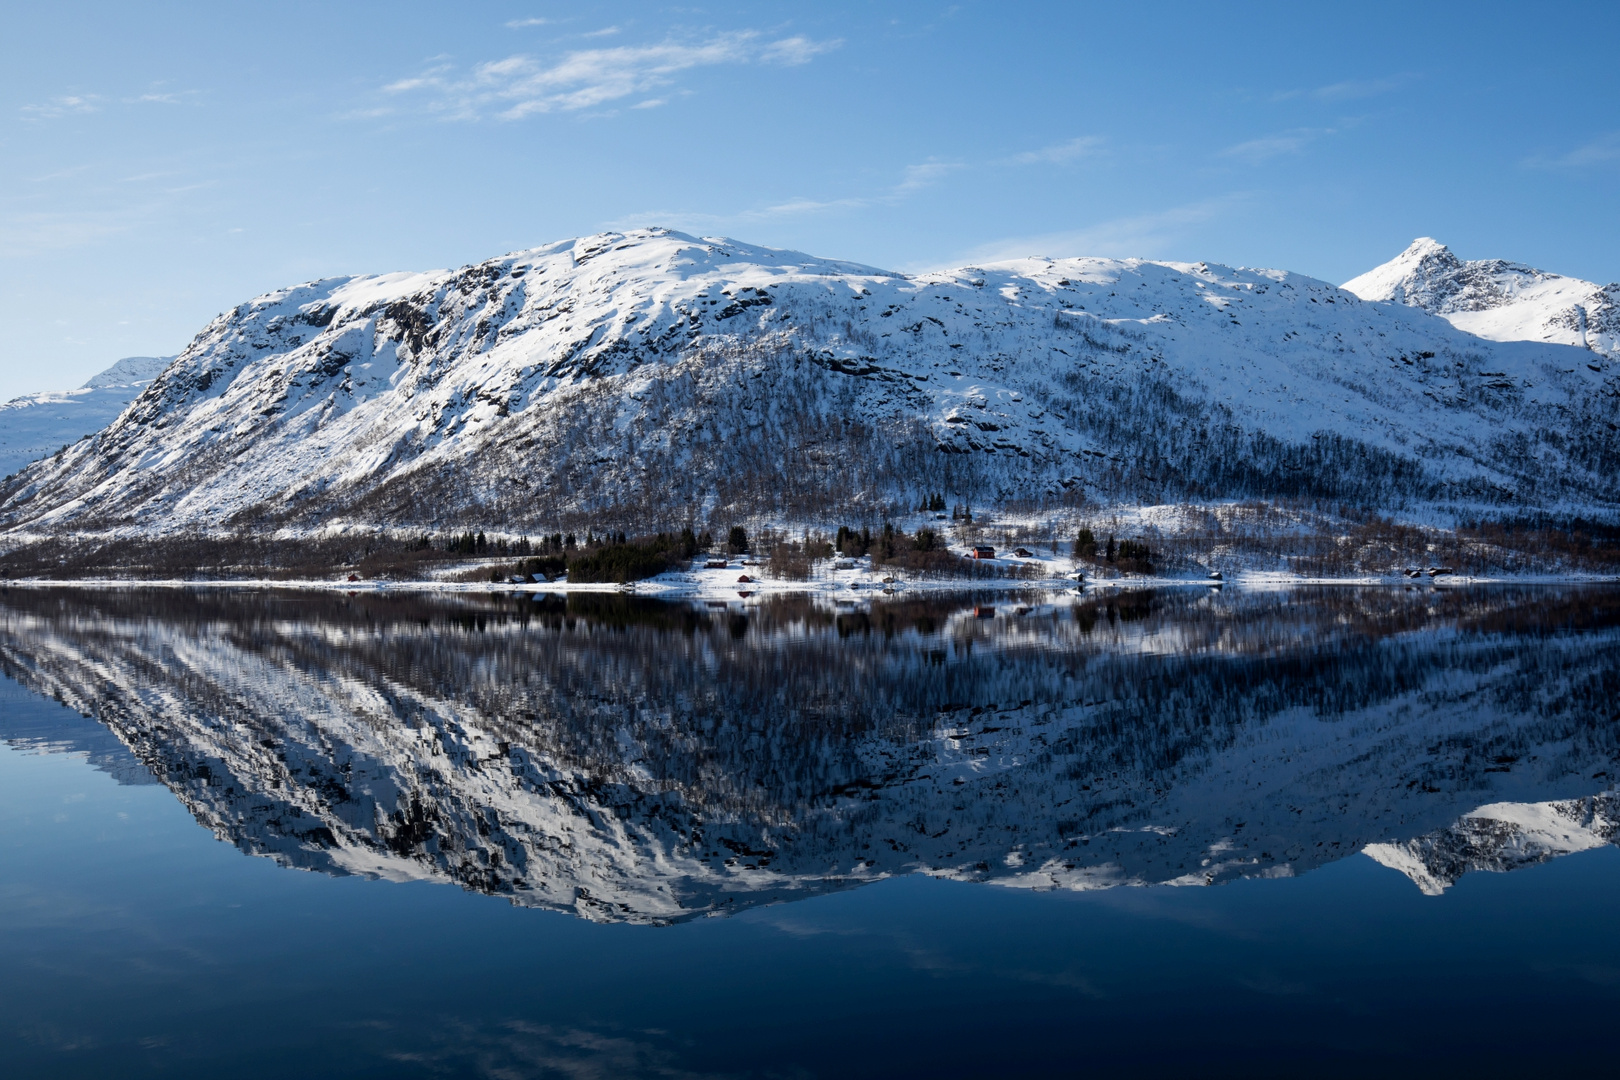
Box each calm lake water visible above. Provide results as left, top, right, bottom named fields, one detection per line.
left=1, top=585, right=1618, bottom=1078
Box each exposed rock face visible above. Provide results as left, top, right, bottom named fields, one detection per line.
left=2, top=230, right=1616, bottom=535
left=2, top=587, right=1616, bottom=923
left=1344, top=237, right=1620, bottom=358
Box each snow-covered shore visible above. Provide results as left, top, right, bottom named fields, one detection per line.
left=2, top=552, right=1613, bottom=603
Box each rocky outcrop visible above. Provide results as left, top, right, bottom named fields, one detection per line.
left=1344, top=237, right=1620, bottom=358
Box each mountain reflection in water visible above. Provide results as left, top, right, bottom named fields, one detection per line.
left=0, top=586, right=1616, bottom=924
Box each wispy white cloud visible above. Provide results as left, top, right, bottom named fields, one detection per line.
left=0, top=211, right=131, bottom=257
left=1008, top=135, right=1104, bottom=165
left=1524, top=131, right=1620, bottom=170
left=929, top=194, right=1251, bottom=267
left=760, top=36, right=839, bottom=65
left=19, top=94, right=101, bottom=120
left=382, top=65, right=454, bottom=95
left=750, top=195, right=871, bottom=219
left=21, top=85, right=201, bottom=121
left=505, top=17, right=551, bottom=28
left=582, top=26, right=620, bottom=38
left=383, top=30, right=840, bottom=120
left=1272, top=73, right=1416, bottom=103
left=605, top=158, right=957, bottom=233
left=605, top=196, right=864, bottom=233
left=896, top=160, right=961, bottom=192
left=1220, top=128, right=1330, bottom=165
left=27, top=164, right=96, bottom=184
left=127, top=89, right=201, bottom=105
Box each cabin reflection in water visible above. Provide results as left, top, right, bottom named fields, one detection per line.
left=0, top=585, right=1616, bottom=924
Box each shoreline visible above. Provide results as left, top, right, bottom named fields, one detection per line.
left=3, top=567, right=1617, bottom=600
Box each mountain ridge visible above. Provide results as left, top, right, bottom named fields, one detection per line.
left=0, top=356, right=172, bottom=478
left=1343, top=237, right=1620, bottom=358
left=2, top=229, right=1616, bottom=536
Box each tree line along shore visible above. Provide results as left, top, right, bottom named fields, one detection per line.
left=1, top=499, right=1617, bottom=584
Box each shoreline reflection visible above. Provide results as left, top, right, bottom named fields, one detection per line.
left=1, top=586, right=1616, bottom=923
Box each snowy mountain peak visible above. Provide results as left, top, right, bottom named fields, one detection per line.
left=3, top=229, right=1617, bottom=533
left=1343, top=239, right=1620, bottom=357
left=0, top=355, right=175, bottom=478
left=79, top=355, right=172, bottom=390
left=1364, top=793, right=1619, bottom=895
left=1341, top=238, right=1460, bottom=304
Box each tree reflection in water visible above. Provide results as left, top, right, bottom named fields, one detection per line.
left=0, top=585, right=1616, bottom=923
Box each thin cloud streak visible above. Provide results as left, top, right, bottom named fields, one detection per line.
left=127, top=90, right=201, bottom=105
left=896, top=160, right=962, bottom=192
left=0, top=212, right=132, bottom=257
left=604, top=158, right=959, bottom=233
left=21, top=86, right=202, bottom=122
left=928, top=195, right=1252, bottom=268
left=19, top=94, right=101, bottom=120
left=384, top=31, right=840, bottom=121
left=1008, top=136, right=1104, bottom=165
left=1221, top=128, right=1332, bottom=165
left=1524, top=132, right=1620, bottom=170
left=760, top=36, right=835, bottom=65
left=1272, top=73, right=1416, bottom=103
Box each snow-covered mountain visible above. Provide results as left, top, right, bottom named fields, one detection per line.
left=0, top=356, right=171, bottom=479
left=3, top=229, right=1616, bottom=535
left=2, top=587, right=1614, bottom=923
left=1365, top=792, right=1619, bottom=896
left=1343, top=238, right=1620, bottom=358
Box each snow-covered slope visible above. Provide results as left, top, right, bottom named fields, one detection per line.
left=4, top=229, right=1616, bottom=535
left=1365, top=792, right=1619, bottom=895
left=0, top=356, right=171, bottom=478
left=1343, top=238, right=1620, bottom=358
left=2, top=587, right=1615, bottom=922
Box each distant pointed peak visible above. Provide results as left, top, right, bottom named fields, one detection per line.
left=1341, top=236, right=1460, bottom=301
left=80, top=355, right=173, bottom=390
left=1402, top=237, right=1451, bottom=258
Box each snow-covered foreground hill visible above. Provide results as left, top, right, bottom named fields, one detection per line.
left=2, top=229, right=1616, bottom=537
left=1344, top=238, right=1620, bottom=359
left=1, top=587, right=1614, bottom=923
left=0, top=357, right=171, bottom=479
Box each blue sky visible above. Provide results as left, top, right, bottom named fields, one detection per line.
left=2, top=0, right=1617, bottom=399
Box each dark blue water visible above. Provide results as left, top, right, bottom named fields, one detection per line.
left=1, top=586, right=1618, bottom=1078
